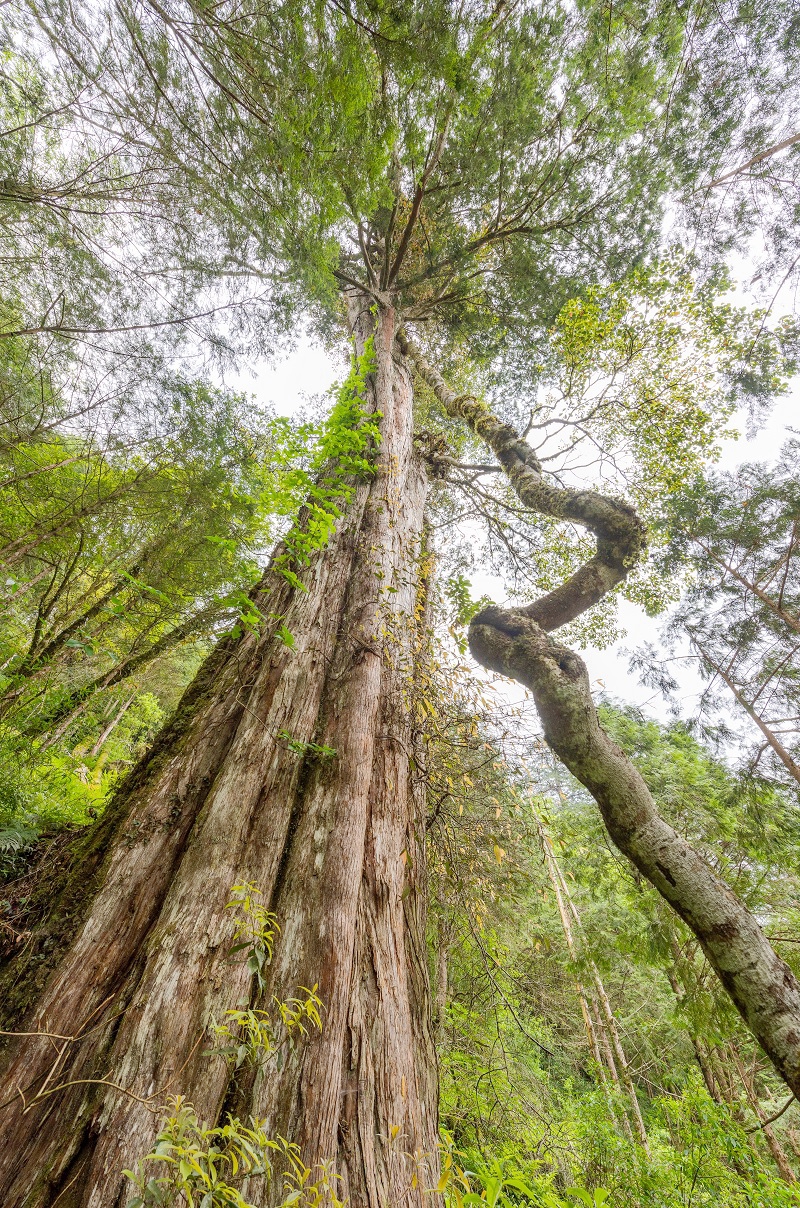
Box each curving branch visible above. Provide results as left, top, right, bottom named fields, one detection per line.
left=400, top=330, right=800, bottom=1101
left=398, top=332, right=646, bottom=630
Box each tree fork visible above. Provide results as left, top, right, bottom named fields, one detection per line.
left=401, top=333, right=800, bottom=1101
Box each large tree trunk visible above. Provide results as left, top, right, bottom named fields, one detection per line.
left=0, top=304, right=440, bottom=1207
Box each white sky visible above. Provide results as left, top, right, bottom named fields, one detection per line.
left=225, top=338, right=343, bottom=417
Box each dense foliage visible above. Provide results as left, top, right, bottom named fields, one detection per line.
left=429, top=684, right=800, bottom=1206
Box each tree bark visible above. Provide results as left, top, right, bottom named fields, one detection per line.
left=401, top=333, right=800, bottom=1105
left=0, top=304, right=440, bottom=1207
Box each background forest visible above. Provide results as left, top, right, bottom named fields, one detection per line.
left=2, top=0, right=800, bottom=1204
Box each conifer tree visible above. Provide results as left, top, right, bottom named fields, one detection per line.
left=1, top=1, right=799, bottom=1204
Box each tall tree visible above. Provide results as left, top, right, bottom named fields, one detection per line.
left=1, top=1, right=799, bottom=1205
left=0, top=373, right=290, bottom=734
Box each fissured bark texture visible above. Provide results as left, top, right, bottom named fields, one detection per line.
left=0, top=304, right=440, bottom=1207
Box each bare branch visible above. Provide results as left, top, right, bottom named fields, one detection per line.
left=700, top=132, right=800, bottom=190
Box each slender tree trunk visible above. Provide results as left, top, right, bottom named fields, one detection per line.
left=588, top=963, right=649, bottom=1151
left=0, top=474, right=150, bottom=569
left=665, top=928, right=728, bottom=1104
left=689, top=634, right=800, bottom=789
left=694, top=537, right=800, bottom=634
left=435, top=913, right=449, bottom=1047
left=534, top=815, right=637, bottom=1143
left=32, top=605, right=218, bottom=747
left=0, top=304, right=440, bottom=1207
left=731, top=1044, right=796, bottom=1183
left=402, top=333, right=800, bottom=1104
left=0, top=566, right=51, bottom=606
left=0, top=451, right=90, bottom=493
left=535, top=812, right=647, bottom=1147
left=694, top=1036, right=721, bottom=1102
left=3, top=552, right=146, bottom=694
left=537, top=821, right=604, bottom=1075
left=88, top=693, right=136, bottom=758
left=664, top=960, right=720, bottom=1101
left=709, top=1045, right=738, bottom=1106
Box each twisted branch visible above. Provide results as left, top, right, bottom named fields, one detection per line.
left=400, top=330, right=800, bottom=1101
left=399, top=332, right=646, bottom=630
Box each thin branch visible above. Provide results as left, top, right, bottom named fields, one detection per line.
left=387, top=113, right=452, bottom=287
left=700, top=132, right=800, bottom=190
left=745, top=1093, right=797, bottom=1133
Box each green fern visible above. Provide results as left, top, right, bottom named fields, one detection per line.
left=0, top=822, right=38, bottom=854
